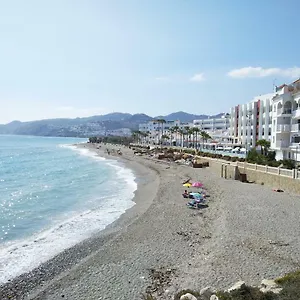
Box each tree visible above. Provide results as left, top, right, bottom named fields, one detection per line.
left=88, top=136, right=97, bottom=143
left=161, top=134, right=169, bottom=145
left=178, top=128, right=184, bottom=147
left=168, top=127, right=175, bottom=146
left=200, top=131, right=211, bottom=149
left=184, top=126, right=190, bottom=147
left=155, top=119, right=166, bottom=146
left=188, top=128, right=194, bottom=148
left=131, top=130, right=141, bottom=143
left=192, top=127, right=200, bottom=150
left=256, top=139, right=271, bottom=156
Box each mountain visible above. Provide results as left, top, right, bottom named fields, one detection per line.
left=158, top=111, right=211, bottom=122
left=0, top=111, right=224, bottom=137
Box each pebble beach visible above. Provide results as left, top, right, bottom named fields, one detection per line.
left=1, top=143, right=300, bottom=300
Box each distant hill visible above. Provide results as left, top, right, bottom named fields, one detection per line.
left=0, top=111, right=225, bottom=137
left=157, top=111, right=211, bottom=122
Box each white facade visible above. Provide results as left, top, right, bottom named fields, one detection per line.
left=270, top=80, right=300, bottom=161
left=138, top=120, right=182, bottom=144
left=229, top=93, right=274, bottom=150
left=229, top=78, right=300, bottom=161
left=193, top=114, right=230, bottom=143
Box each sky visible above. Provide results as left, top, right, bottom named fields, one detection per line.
left=1, top=0, right=300, bottom=124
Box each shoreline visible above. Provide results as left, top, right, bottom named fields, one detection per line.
left=0, top=143, right=160, bottom=300
left=1, top=143, right=300, bottom=300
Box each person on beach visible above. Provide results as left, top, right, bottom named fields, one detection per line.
left=182, top=190, right=189, bottom=198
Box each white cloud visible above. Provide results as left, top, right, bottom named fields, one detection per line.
left=190, top=73, right=205, bottom=82
left=227, top=66, right=300, bottom=79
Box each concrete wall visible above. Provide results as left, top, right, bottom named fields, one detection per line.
left=202, top=157, right=300, bottom=194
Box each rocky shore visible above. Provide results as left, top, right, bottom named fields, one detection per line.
left=1, top=143, right=300, bottom=300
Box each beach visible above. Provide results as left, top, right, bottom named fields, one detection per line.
left=1, top=143, right=300, bottom=300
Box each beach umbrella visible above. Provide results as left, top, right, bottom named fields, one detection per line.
left=183, top=183, right=192, bottom=187
left=192, top=182, right=203, bottom=188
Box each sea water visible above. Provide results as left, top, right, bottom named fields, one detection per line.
left=0, top=135, right=137, bottom=283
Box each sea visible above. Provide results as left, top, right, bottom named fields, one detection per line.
left=0, top=135, right=137, bottom=284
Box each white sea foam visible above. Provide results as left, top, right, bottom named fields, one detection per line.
left=0, top=145, right=137, bottom=284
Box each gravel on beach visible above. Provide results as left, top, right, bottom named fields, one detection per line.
left=1, top=144, right=300, bottom=300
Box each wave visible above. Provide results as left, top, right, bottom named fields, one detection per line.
left=0, top=144, right=137, bottom=284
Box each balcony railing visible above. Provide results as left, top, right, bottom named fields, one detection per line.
left=292, top=109, right=300, bottom=119
left=276, top=124, right=291, bottom=132
left=277, top=108, right=292, bottom=116
left=291, top=124, right=300, bottom=132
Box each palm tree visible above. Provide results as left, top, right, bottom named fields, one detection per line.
left=155, top=119, right=166, bottom=146
left=168, top=127, right=175, bottom=146
left=161, top=134, right=169, bottom=146
left=184, top=126, right=190, bottom=148
left=188, top=128, right=194, bottom=148
left=192, top=127, right=200, bottom=150
left=200, top=131, right=211, bottom=149
left=178, top=128, right=184, bottom=147
left=131, top=130, right=143, bottom=144
left=256, top=139, right=271, bottom=155
left=172, top=125, right=180, bottom=146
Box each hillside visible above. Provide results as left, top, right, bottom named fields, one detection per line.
left=0, top=111, right=223, bottom=137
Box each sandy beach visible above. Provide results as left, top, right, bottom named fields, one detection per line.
left=1, top=143, right=300, bottom=300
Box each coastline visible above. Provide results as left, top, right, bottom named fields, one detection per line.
left=0, top=143, right=159, bottom=300
left=1, top=143, right=300, bottom=300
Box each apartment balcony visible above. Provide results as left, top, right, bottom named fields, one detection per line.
left=277, top=108, right=292, bottom=116
left=276, top=124, right=291, bottom=133
left=275, top=141, right=290, bottom=148
left=292, top=108, right=300, bottom=119
left=291, top=124, right=300, bottom=132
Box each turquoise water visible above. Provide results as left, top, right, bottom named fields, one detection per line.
left=0, top=135, right=137, bottom=283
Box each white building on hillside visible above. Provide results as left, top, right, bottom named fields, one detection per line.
left=229, top=93, right=274, bottom=150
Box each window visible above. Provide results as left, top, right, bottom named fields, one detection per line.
left=262, top=128, right=265, bottom=135
left=273, top=136, right=275, bottom=143
left=268, top=128, right=271, bottom=135
left=274, top=105, right=276, bottom=112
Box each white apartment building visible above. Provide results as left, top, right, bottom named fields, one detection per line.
left=138, top=120, right=182, bottom=144
left=271, top=79, right=300, bottom=161
left=229, top=78, right=300, bottom=161
left=229, top=93, right=274, bottom=150
left=193, top=113, right=230, bottom=143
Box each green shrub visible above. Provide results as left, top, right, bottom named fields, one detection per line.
left=281, top=159, right=295, bottom=170
left=216, top=284, right=278, bottom=300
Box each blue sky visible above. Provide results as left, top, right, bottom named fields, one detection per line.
left=0, top=0, right=300, bottom=123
